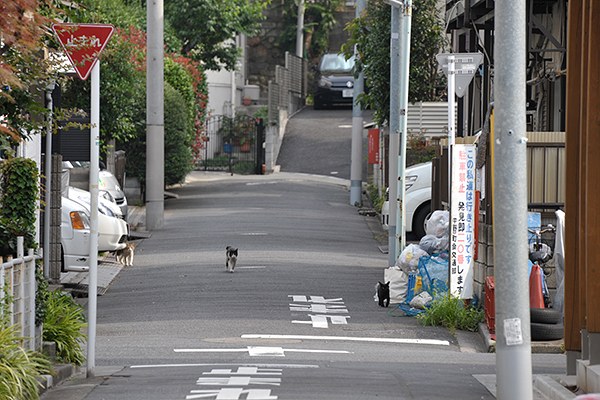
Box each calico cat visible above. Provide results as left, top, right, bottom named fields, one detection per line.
left=377, top=281, right=390, bottom=307
left=225, top=246, right=238, bottom=273
left=116, top=242, right=136, bottom=266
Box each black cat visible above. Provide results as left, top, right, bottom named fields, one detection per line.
left=377, top=281, right=390, bottom=307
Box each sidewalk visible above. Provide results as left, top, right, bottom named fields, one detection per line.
left=43, top=206, right=150, bottom=397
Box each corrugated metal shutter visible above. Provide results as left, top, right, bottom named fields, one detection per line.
left=526, top=132, right=565, bottom=208
left=407, top=102, right=456, bottom=138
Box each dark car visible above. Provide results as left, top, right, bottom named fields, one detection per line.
left=313, top=53, right=355, bottom=109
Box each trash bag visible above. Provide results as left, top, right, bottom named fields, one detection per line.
left=426, top=210, right=450, bottom=238
left=396, top=244, right=428, bottom=273
left=419, top=234, right=449, bottom=255
left=409, top=291, right=433, bottom=309
left=383, top=267, right=409, bottom=305
left=418, top=254, right=449, bottom=298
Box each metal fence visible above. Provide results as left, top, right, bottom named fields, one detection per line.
left=0, top=237, right=40, bottom=350
left=267, top=52, right=307, bottom=125
left=201, top=115, right=263, bottom=174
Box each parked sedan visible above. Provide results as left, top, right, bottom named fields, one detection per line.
left=66, top=186, right=129, bottom=252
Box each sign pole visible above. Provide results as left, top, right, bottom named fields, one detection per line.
left=86, top=61, right=100, bottom=378
left=395, top=0, right=412, bottom=253
left=447, top=54, right=455, bottom=205
left=51, top=22, right=114, bottom=380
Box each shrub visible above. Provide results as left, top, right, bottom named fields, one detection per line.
left=416, top=294, right=484, bottom=333
left=367, top=184, right=384, bottom=214
left=42, top=290, right=87, bottom=366
left=0, top=324, right=51, bottom=400
left=0, top=157, right=39, bottom=256
left=35, top=265, right=49, bottom=327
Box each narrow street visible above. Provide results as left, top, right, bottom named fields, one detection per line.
left=42, top=107, right=566, bottom=399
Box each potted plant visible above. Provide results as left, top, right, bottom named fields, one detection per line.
left=219, top=115, right=255, bottom=152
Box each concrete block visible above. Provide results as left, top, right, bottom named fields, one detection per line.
left=478, top=243, right=487, bottom=263
left=486, top=245, right=494, bottom=267
left=586, top=364, right=600, bottom=394
left=577, top=359, right=590, bottom=392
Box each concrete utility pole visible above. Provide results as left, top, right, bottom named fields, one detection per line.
left=493, top=1, right=532, bottom=399
left=387, top=5, right=401, bottom=265
left=296, top=0, right=305, bottom=58
left=146, top=0, right=165, bottom=230
left=87, top=62, right=101, bottom=378
left=395, top=0, right=412, bottom=253
left=350, top=0, right=365, bottom=207
left=44, top=83, right=55, bottom=279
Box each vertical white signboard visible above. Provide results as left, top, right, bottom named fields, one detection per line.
left=450, top=144, right=476, bottom=298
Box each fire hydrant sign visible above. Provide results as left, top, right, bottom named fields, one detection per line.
left=450, top=144, right=476, bottom=299
left=52, top=23, right=115, bottom=80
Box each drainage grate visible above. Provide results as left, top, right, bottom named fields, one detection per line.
left=62, top=283, right=109, bottom=297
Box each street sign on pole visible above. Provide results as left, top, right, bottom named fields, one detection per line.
left=52, top=23, right=115, bottom=80
left=52, top=23, right=114, bottom=378
left=436, top=53, right=483, bottom=98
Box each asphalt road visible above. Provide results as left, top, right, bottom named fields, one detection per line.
left=278, top=107, right=371, bottom=180
left=42, top=108, right=566, bottom=400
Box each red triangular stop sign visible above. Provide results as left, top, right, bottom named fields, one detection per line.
left=52, top=23, right=115, bottom=80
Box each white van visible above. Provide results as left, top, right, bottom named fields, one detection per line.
left=61, top=196, right=91, bottom=272
left=66, top=186, right=129, bottom=252
left=382, top=161, right=432, bottom=239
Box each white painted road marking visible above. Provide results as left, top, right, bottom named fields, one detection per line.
left=292, top=314, right=351, bottom=328
left=173, top=346, right=352, bottom=357
left=288, top=296, right=344, bottom=304
left=187, top=388, right=277, bottom=399
left=289, top=304, right=348, bottom=313
left=195, top=376, right=282, bottom=386
left=203, top=367, right=282, bottom=376
left=130, top=363, right=319, bottom=369
left=289, top=295, right=349, bottom=328
left=241, top=334, right=451, bottom=346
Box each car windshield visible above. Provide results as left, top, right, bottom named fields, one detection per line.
left=319, top=54, right=355, bottom=73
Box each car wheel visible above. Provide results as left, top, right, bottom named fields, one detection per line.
left=531, top=322, right=564, bottom=341
left=413, top=202, right=431, bottom=239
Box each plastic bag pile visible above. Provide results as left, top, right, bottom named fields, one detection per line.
left=395, top=210, right=450, bottom=312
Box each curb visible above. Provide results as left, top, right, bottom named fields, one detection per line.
left=478, top=322, right=564, bottom=354
left=534, top=375, right=577, bottom=400
left=39, top=364, right=76, bottom=394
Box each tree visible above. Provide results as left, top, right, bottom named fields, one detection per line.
left=0, top=0, right=54, bottom=143
left=165, top=0, right=269, bottom=71
left=279, top=0, right=342, bottom=61
left=343, top=0, right=446, bottom=126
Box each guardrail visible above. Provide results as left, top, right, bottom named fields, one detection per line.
left=0, top=236, right=41, bottom=350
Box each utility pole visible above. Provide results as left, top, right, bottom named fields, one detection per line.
left=296, top=0, right=305, bottom=58
left=44, top=83, right=55, bottom=279
left=395, top=0, right=411, bottom=253
left=494, top=1, right=531, bottom=399
left=387, top=5, right=400, bottom=265
left=350, top=0, right=365, bottom=207
left=146, top=0, right=165, bottom=230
